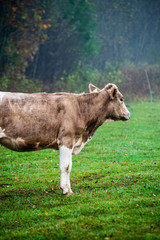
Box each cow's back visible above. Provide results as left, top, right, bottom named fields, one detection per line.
left=1, top=93, right=55, bottom=137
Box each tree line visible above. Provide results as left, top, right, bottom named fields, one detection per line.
left=0, top=0, right=160, bottom=99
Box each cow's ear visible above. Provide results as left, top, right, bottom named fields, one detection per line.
left=105, top=83, right=118, bottom=100
left=89, top=84, right=100, bottom=93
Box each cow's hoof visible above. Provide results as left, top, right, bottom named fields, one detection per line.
left=61, top=187, right=73, bottom=195
left=63, top=190, right=73, bottom=196
left=61, top=188, right=73, bottom=196
left=66, top=192, right=73, bottom=197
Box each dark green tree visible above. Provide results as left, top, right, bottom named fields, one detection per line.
left=27, top=0, right=99, bottom=85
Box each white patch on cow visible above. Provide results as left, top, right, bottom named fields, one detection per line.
left=73, top=136, right=92, bottom=155
left=59, top=146, right=73, bottom=194
left=105, top=118, right=114, bottom=123
left=73, top=142, right=85, bottom=155
left=72, top=137, right=83, bottom=155
left=0, top=92, right=5, bottom=102
left=0, top=127, right=6, bottom=138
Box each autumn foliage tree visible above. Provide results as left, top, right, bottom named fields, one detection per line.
left=0, top=0, right=50, bottom=91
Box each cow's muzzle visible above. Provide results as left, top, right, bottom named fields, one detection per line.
left=121, top=112, right=131, bottom=121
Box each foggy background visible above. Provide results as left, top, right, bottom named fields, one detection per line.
left=0, top=0, right=160, bottom=100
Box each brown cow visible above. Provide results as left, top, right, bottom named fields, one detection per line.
left=0, top=83, right=130, bottom=195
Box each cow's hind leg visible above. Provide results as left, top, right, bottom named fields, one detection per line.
left=0, top=130, right=26, bottom=152
left=59, top=146, right=73, bottom=195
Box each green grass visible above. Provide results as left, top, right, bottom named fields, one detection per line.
left=0, top=102, right=160, bottom=240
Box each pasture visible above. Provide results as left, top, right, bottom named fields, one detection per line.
left=0, top=102, right=160, bottom=239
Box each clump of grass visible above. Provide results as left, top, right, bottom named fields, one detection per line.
left=0, top=102, right=160, bottom=239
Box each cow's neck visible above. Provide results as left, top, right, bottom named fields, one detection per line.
left=78, top=90, right=109, bottom=136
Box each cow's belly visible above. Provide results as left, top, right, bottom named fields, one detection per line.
left=0, top=127, right=58, bottom=152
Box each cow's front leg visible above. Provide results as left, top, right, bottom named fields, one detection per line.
left=59, top=146, right=73, bottom=195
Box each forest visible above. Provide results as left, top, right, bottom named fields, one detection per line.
left=0, top=0, right=160, bottom=100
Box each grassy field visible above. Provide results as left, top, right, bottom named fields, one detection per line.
left=0, top=102, right=160, bottom=240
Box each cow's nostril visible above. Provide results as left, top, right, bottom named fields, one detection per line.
left=126, top=113, right=131, bottom=120
left=128, top=112, right=131, bottom=119
left=122, top=112, right=130, bottom=121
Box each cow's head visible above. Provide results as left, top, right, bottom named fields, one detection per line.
left=89, top=83, right=130, bottom=121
